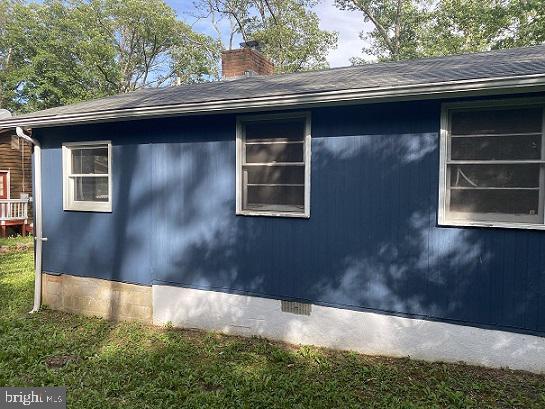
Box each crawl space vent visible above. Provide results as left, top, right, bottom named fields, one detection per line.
left=281, top=301, right=311, bottom=316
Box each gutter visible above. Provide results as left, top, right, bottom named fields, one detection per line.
left=16, top=127, right=46, bottom=314
left=2, top=73, right=545, bottom=129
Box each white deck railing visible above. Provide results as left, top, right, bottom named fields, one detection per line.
left=0, top=199, right=29, bottom=222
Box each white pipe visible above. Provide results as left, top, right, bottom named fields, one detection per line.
left=16, top=126, right=45, bottom=314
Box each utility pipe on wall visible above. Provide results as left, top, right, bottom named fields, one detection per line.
left=16, top=126, right=45, bottom=313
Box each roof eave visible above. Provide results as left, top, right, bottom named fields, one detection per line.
left=3, top=74, right=545, bottom=130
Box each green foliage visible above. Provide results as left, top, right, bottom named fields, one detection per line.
left=0, top=0, right=221, bottom=113
left=196, top=0, right=338, bottom=72
left=1, top=248, right=545, bottom=407
left=421, top=0, right=514, bottom=56
left=336, top=0, right=545, bottom=63
left=93, top=0, right=222, bottom=90
left=0, top=0, right=114, bottom=112
left=498, top=0, right=545, bottom=48
left=252, top=0, right=338, bottom=72
left=336, top=0, right=432, bottom=62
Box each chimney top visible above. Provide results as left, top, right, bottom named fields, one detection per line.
left=240, top=40, right=261, bottom=51
left=221, top=42, right=274, bottom=80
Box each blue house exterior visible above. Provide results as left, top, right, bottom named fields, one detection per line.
left=4, top=45, right=545, bottom=372
left=36, top=99, right=545, bottom=334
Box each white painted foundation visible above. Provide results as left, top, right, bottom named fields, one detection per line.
left=153, top=284, right=545, bottom=374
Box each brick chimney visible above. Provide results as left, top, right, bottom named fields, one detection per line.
left=221, top=41, right=274, bottom=80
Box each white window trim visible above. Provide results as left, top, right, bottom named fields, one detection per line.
left=0, top=170, right=10, bottom=199
left=236, top=112, right=311, bottom=218
left=438, top=97, right=545, bottom=230
left=62, top=141, right=112, bottom=212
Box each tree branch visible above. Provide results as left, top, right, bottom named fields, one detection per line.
left=96, top=64, right=119, bottom=90
left=351, top=0, right=396, bottom=57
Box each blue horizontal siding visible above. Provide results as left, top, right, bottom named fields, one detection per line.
left=36, top=97, right=545, bottom=336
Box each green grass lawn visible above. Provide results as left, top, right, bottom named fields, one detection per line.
left=0, top=244, right=544, bottom=408
left=0, top=234, right=33, bottom=249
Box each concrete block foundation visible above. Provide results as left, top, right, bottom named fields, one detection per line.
left=41, top=273, right=152, bottom=322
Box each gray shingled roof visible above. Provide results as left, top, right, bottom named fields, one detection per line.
left=3, top=45, right=545, bottom=128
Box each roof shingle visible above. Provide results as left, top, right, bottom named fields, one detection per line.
left=4, top=45, right=545, bottom=127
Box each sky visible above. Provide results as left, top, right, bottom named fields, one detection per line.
left=167, top=0, right=368, bottom=68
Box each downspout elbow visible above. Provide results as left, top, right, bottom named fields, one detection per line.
left=16, top=127, right=43, bottom=314
left=16, top=126, right=39, bottom=147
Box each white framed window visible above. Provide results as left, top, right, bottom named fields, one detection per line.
left=439, top=99, right=545, bottom=230
left=62, top=141, right=112, bottom=212
left=236, top=112, right=311, bottom=218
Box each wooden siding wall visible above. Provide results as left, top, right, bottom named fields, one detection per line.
left=0, top=131, right=33, bottom=221
left=36, top=95, right=545, bottom=338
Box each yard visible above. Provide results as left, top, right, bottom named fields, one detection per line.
left=0, top=240, right=544, bottom=408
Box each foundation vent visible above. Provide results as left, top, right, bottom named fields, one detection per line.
left=281, top=300, right=312, bottom=316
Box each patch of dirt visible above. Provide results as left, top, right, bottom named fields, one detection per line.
left=16, top=243, right=31, bottom=252
left=201, top=382, right=223, bottom=393
left=0, top=243, right=32, bottom=254
left=45, top=355, right=79, bottom=369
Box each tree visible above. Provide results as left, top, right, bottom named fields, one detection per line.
left=499, top=0, right=545, bottom=48
left=92, top=0, right=222, bottom=92
left=195, top=0, right=338, bottom=72
left=420, top=0, right=512, bottom=57
left=0, top=0, right=221, bottom=113
left=421, top=0, right=545, bottom=56
left=336, top=0, right=545, bottom=64
left=0, top=0, right=17, bottom=110
left=335, top=0, right=431, bottom=62
left=1, top=0, right=107, bottom=111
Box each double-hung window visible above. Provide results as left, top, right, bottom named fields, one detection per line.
left=439, top=100, right=545, bottom=229
left=62, top=141, right=112, bottom=212
left=236, top=113, right=311, bottom=217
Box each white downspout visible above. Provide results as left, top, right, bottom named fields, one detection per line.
left=16, top=126, right=46, bottom=313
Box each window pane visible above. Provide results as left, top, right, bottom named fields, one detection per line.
left=450, top=189, right=539, bottom=216
left=73, top=177, right=109, bottom=202
left=241, top=116, right=307, bottom=215
left=72, top=147, right=108, bottom=174
left=244, top=165, right=304, bottom=185
left=245, top=119, right=305, bottom=142
left=449, top=164, right=540, bottom=188
left=451, top=134, right=541, bottom=160
left=451, top=108, right=542, bottom=135
left=246, top=142, right=304, bottom=163
left=245, top=185, right=304, bottom=212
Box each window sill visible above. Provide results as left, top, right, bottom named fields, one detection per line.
left=64, top=201, right=112, bottom=213
left=438, top=219, right=545, bottom=231
left=237, top=210, right=310, bottom=219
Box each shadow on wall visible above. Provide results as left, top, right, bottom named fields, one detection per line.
left=153, top=104, right=544, bottom=335
left=41, top=139, right=152, bottom=285
left=41, top=102, right=545, bottom=335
